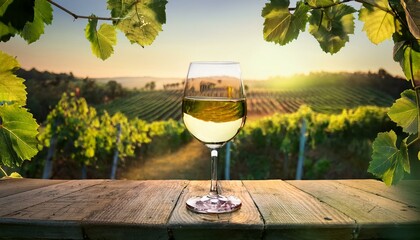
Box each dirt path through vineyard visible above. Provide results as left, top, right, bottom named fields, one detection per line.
left=121, top=139, right=210, bottom=180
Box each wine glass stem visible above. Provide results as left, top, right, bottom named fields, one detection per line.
left=210, top=149, right=219, bottom=196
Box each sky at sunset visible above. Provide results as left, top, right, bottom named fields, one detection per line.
left=0, top=0, right=404, bottom=80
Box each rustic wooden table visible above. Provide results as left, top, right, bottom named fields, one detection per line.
left=0, top=178, right=418, bottom=240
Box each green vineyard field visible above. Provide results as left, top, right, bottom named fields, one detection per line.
left=99, top=86, right=395, bottom=122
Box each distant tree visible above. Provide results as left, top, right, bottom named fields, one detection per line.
left=105, top=80, right=124, bottom=100
left=144, top=81, right=156, bottom=91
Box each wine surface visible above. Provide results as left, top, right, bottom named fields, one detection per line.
left=182, top=97, right=246, bottom=146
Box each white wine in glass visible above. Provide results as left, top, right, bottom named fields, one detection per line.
left=182, top=61, right=246, bottom=213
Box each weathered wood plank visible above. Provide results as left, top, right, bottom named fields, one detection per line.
left=0, top=179, right=105, bottom=240
left=168, top=180, right=264, bottom=240
left=0, top=180, right=104, bottom=217
left=337, top=179, right=420, bottom=208
left=244, top=180, right=355, bottom=240
left=0, top=178, right=66, bottom=198
left=289, top=180, right=420, bottom=240
left=0, top=179, right=419, bottom=240
left=83, top=180, right=188, bottom=240
left=2, top=180, right=139, bottom=221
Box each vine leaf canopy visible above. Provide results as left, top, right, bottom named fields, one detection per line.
left=0, top=51, right=26, bottom=105
left=107, top=0, right=168, bottom=47
left=85, top=18, right=117, bottom=60
left=0, top=0, right=52, bottom=43
left=388, top=89, right=418, bottom=135
left=20, top=0, right=53, bottom=43
left=262, top=0, right=310, bottom=45
left=0, top=52, right=39, bottom=168
left=308, top=4, right=356, bottom=54
left=359, top=0, right=396, bottom=44
left=262, top=0, right=420, bottom=185
left=368, top=130, right=409, bottom=186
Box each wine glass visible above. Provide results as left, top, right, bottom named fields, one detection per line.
left=182, top=61, right=247, bottom=213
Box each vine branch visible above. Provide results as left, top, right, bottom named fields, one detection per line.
left=407, top=136, right=419, bottom=147
left=47, top=0, right=114, bottom=21
left=289, top=0, right=353, bottom=11
left=288, top=0, right=394, bottom=16
left=0, top=166, right=7, bottom=177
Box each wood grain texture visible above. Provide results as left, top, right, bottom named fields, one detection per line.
left=3, top=180, right=138, bottom=221
left=0, top=179, right=419, bottom=240
left=0, top=178, right=65, bottom=198
left=289, top=180, right=420, bottom=239
left=244, top=180, right=355, bottom=240
left=0, top=180, right=105, bottom=240
left=0, top=180, right=104, bottom=217
left=83, top=180, right=188, bottom=240
left=337, top=179, right=420, bottom=208
left=168, top=180, right=264, bottom=240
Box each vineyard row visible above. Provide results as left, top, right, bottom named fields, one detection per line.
left=99, top=86, right=395, bottom=122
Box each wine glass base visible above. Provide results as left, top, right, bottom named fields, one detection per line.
left=186, top=195, right=242, bottom=214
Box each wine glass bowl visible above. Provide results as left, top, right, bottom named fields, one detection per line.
left=182, top=61, right=246, bottom=213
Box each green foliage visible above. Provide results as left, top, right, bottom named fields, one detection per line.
left=0, top=51, right=26, bottom=105
left=1, top=0, right=167, bottom=59
left=368, top=130, right=409, bottom=185
left=393, top=39, right=420, bottom=82
left=38, top=93, right=189, bottom=177
left=0, top=6, right=164, bottom=170
left=262, top=0, right=356, bottom=54
left=388, top=89, right=418, bottom=134
left=263, top=0, right=420, bottom=185
left=20, top=0, right=53, bottom=43
left=262, top=0, right=310, bottom=45
left=306, top=0, right=336, bottom=8
left=308, top=4, right=356, bottom=54
left=85, top=18, right=117, bottom=60
left=16, top=68, right=127, bottom=123
left=0, top=0, right=52, bottom=43
left=0, top=104, right=39, bottom=167
left=368, top=89, right=418, bottom=185
left=8, top=171, right=22, bottom=178
left=359, top=0, right=396, bottom=44
left=304, top=157, right=331, bottom=179
left=107, top=0, right=168, bottom=47
left=0, top=51, right=39, bottom=174
left=232, top=106, right=393, bottom=180
left=39, top=93, right=100, bottom=166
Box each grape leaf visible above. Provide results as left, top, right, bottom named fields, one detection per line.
left=388, top=89, right=418, bottom=135
left=393, top=40, right=420, bottom=84
left=368, top=130, right=409, bottom=186
left=0, top=21, right=15, bottom=42
left=107, top=0, right=167, bottom=47
left=8, top=171, right=22, bottom=178
left=20, top=0, right=53, bottom=44
left=85, top=18, right=117, bottom=60
left=0, top=0, right=13, bottom=16
left=359, top=0, right=396, bottom=44
left=401, top=0, right=420, bottom=39
left=0, top=104, right=39, bottom=167
left=262, top=0, right=310, bottom=45
left=0, top=50, right=27, bottom=105
left=309, top=4, right=356, bottom=54
left=0, top=0, right=34, bottom=30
